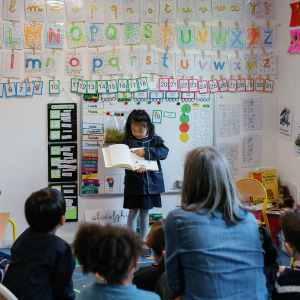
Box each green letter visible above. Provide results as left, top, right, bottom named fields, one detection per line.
left=181, top=30, right=192, bottom=44
left=145, top=24, right=152, bottom=39
left=9, top=28, right=18, bottom=44
left=70, top=26, right=82, bottom=41
left=130, top=56, right=137, bottom=66
left=109, top=57, right=120, bottom=71
left=105, top=25, right=117, bottom=40
left=46, top=58, right=56, bottom=69
left=126, top=24, right=135, bottom=39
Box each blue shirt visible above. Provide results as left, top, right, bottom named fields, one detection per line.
left=76, top=282, right=160, bottom=300
left=165, top=207, right=268, bottom=300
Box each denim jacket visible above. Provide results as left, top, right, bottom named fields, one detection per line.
left=124, top=135, right=169, bottom=195
left=165, top=206, right=268, bottom=300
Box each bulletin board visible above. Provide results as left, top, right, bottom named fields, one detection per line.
left=79, top=91, right=215, bottom=196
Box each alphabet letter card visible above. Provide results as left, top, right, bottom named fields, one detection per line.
left=65, top=0, right=86, bottom=22
left=65, top=50, right=83, bottom=76
left=88, top=50, right=107, bottom=75
left=142, top=0, right=159, bottom=23
left=140, top=49, right=158, bottom=74
left=25, top=0, right=45, bottom=21
left=24, top=22, right=44, bottom=49
left=176, top=52, right=194, bottom=77
left=195, top=25, right=212, bottom=50
left=66, top=22, right=87, bottom=48
left=3, top=0, right=24, bottom=21
left=157, top=50, right=174, bottom=76
left=123, top=49, right=140, bottom=75
left=86, top=0, right=104, bottom=23
left=159, top=0, right=176, bottom=22
left=123, top=23, right=140, bottom=45
left=105, top=0, right=123, bottom=23
left=177, top=25, right=195, bottom=49
left=2, top=51, right=22, bottom=78
left=157, top=24, right=175, bottom=49
left=123, top=0, right=140, bottom=23
left=86, top=23, right=105, bottom=47
left=195, top=0, right=212, bottom=21
left=4, top=23, right=23, bottom=49
left=106, top=49, right=125, bottom=74
left=45, top=22, right=64, bottom=49
left=43, top=49, right=62, bottom=77
left=104, top=24, right=121, bottom=46
left=140, top=22, right=157, bottom=45
left=228, top=54, right=245, bottom=78
left=46, top=0, right=65, bottom=23
left=24, top=51, right=43, bottom=77
left=178, top=0, right=195, bottom=22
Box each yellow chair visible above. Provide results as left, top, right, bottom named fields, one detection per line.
left=236, top=178, right=270, bottom=232
left=0, top=213, right=17, bottom=247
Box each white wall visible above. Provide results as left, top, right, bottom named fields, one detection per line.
left=0, top=1, right=282, bottom=246
left=277, top=1, right=300, bottom=202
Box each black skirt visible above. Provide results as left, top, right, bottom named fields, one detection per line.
left=123, top=194, right=162, bottom=210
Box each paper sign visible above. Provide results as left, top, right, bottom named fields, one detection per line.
left=246, top=78, right=255, bottom=91
left=85, top=23, right=104, bottom=47
left=180, top=79, right=189, bottom=92
left=195, top=0, right=212, bottom=21
left=24, top=51, right=43, bottom=77
left=123, top=23, right=140, bottom=45
left=105, top=0, right=123, bottom=23
left=258, top=51, right=276, bottom=75
left=49, top=79, right=60, bottom=94
left=45, top=22, right=64, bottom=49
left=255, top=78, right=265, bottom=91
left=32, top=80, right=43, bottom=94
left=87, top=81, right=97, bottom=94
left=279, top=105, right=293, bottom=141
left=86, top=0, right=104, bottom=22
left=228, top=54, right=245, bottom=78
left=229, top=26, right=245, bottom=50
left=152, top=110, right=162, bottom=124
left=208, top=79, right=219, bottom=93
left=88, top=50, right=106, bottom=76
left=237, top=79, right=246, bottom=92
left=189, top=79, right=198, bottom=92
left=2, top=51, right=22, bottom=79
left=261, top=25, right=276, bottom=49
left=212, top=0, right=228, bottom=20
left=4, top=23, right=23, bottom=49
left=97, top=80, right=107, bottom=93
left=159, top=0, right=176, bottom=22
left=194, top=55, right=211, bottom=78
left=212, top=26, right=229, bottom=50
left=5, top=82, right=16, bottom=97
left=106, top=49, right=125, bottom=74
left=65, top=50, right=83, bottom=76
left=46, top=0, right=65, bottom=23
left=24, top=22, right=44, bottom=49
left=107, top=79, right=118, bottom=93
left=65, top=0, right=86, bottom=22
left=66, top=22, right=87, bottom=48
left=159, top=78, right=169, bottom=91
left=123, top=49, right=140, bottom=76
left=245, top=26, right=261, bottom=50
left=244, top=52, right=259, bottom=77
left=43, top=49, right=62, bottom=77
left=25, top=0, right=45, bottom=21
left=199, top=80, right=208, bottom=94
left=123, top=0, right=140, bottom=23
left=212, top=55, right=228, bottom=77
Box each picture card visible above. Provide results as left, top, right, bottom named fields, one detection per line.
left=278, top=105, right=293, bottom=141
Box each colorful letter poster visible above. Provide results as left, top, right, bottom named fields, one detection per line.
left=86, top=23, right=104, bottom=47
left=177, top=25, right=195, bottom=49
left=176, top=52, right=194, bottom=77
left=140, top=22, right=157, bottom=45
left=43, top=49, right=62, bottom=77
left=195, top=0, right=212, bottom=21
left=123, top=23, right=140, bottom=45
left=25, top=0, right=45, bottom=21
left=45, top=22, right=64, bottom=49
left=105, top=0, right=123, bottom=23
left=88, top=50, right=107, bottom=75
left=261, top=25, right=276, bottom=49
left=24, top=22, right=44, bottom=49
left=104, top=24, right=121, bottom=46
left=140, top=49, right=158, bottom=74
left=65, top=50, right=83, bottom=76
left=211, top=55, right=228, bottom=77
left=212, top=26, right=229, bottom=50
left=195, top=25, right=212, bottom=50
left=123, top=49, right=140, bottom=75
left=65, top=0, right=86, bottom=22
left=244, top=52, right=259, bottom=77
left=290, top=2, right=300, bottom=27
left=4, top=23, right=23, bottom=49
left=228, top=54, right=245, bottom=77
left=1, top=51, right=22, bottom=78
left=278, top=105, right=293, bottom=141
left=123, top=0, right=140, bottom=23
left=194, top=54, right=211, bottom=78
left=288, top=29, right=300, bottom=54
left=229, top=26, right=245, bottom=50
left=86, top=0, right=104, bottom=22
left=3, top=0, right=24, bottom=21
left=66, top=22, right=87, bottom=48
left=157, top=24, right=175, bottom=49
left=157, top=50, right=174, bottom=76
left=106, top=49, right=125, bottom=74
left=245, top=26, right=261, bottom=50
left=24, top=51, right=43, bottom=77
left=159, top=0, right=176, bottom=22
left=142, top=0, right=159, bottom=23
left=258, top=51, right=276, bottom=75
left=178, top=0, right=195, bottom=22
left=46, top=0, right=65, bottom=23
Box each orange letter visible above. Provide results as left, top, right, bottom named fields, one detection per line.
left=198, top=30, right=208, bottom=44
left=162, top=28, right=171, bottom=43
left=146, top=56, right=151, bottom=65
left=181, top=60, right=189, bottom=69
left=263, top=58, right=270, bottom=68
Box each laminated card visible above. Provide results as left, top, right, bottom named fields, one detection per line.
left=65, top=50, right=83, bottom=76
left=105, top=0, right=123, bottom=23
left=25, top=0, right=45, bottom=21
left=123, top=23, right=140, bottom=45
left=159, top=0, right=176, bottom=23
left=24, top=22, right=44, bottom=49
left=157, top=50, right=174, bottom=77
left=86, top=0, right=104, bottom=23
left=46, top=0, right=65, bottom=23
left=65, top=0, right=86, bottom=22
left=66, top=22, right=87, bottom=48
left=88, top=50, right=107, bottom=76
left=43, top=49, right=62, bottom=77
left=85, top=23, right=105, bottom=47
left=195, top=0, right=212, bottom=21
left=45, top=22, right=64, bottom=49
left=24, top=51, right=43, bottom=77
left=123, top=0, right=140, bottom=23
left=3, top=0, right=24, bottom=21
left=142, top=0, right=159, bottom=23
left=178, top=0, right=195, bottom=22
left=2, top=51, right=22, bottom=78
left=123, top=49, right=140, bottom=76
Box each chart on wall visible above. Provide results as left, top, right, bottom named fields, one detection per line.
left=47, top=102, right=78, bottom=222
left=80, top=92, right=215, bottom=196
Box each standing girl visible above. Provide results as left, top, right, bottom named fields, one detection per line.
left=123, top=110, right=169, bottom=255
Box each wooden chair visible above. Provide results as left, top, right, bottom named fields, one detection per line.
left=236, top=178, right=270, bottom=231
left=0, top=213, right=17, bottom=247
left=0, top=284, right=18, bottom=300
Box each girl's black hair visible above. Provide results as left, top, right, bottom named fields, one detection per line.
left=124, top=110, right=155, bottom=140
left=74, top=223, right=143, bottom=284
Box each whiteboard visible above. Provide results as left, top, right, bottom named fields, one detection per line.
left=80, top=91, right=215, bottom=196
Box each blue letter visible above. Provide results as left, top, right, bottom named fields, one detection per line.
left=162, top=53, right=168, bottom=68
left=26, top=58, right=41, bottom=69
left=90, top=26, right=99, bottom=42
left=93, top=58, right=103, bottom=73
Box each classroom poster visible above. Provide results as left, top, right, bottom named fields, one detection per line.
left=294, top=120, right=300, bottom=157
left=278, top=105, right=293, bottom=141
left=104, top=175, right=119, bottom=193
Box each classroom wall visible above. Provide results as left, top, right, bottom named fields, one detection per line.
left=0, top=1, right=281, bottom=246
left=277, top=1, right=300, bottom=202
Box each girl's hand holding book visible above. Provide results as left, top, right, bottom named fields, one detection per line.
left=137, top=167, right=147, bottom=174
left=133, top=149, right=145, bottom=157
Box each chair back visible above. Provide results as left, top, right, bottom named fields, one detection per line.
left=0, top=284, right=18, bottom=300
left=0, top=213, right=10, bottom=247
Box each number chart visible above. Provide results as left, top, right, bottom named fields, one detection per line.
left=80, top=91, right=215, bottom=196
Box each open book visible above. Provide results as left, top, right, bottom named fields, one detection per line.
left=102, top=144, right=159, bottom=171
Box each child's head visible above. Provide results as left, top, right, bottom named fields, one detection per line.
left=25, top=188, right=66, bottom=233
left=124, top=110, right=155, bottom=140
left=281, top=210, right=300, bottom=256
left=146, top=220, right=165, bottom=276
left=74, top=223, right=143, bottom=284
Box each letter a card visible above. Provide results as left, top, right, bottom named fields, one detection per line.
left=43, top=49, right=62, bottom=77
left=105, top=0, right=123, bottom=23
left=25, top=0, right=45, bottom=21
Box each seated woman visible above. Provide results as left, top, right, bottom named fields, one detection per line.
left=165, top=147, right=268, bottom=300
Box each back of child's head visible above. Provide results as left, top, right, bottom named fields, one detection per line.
left=124, top=110, right=155, bottom=140
left=74, top=223, right=143, bottom=283
left=281, top=210, right=300, bottom=253
left=147, top=220, right=165, bottom=276
left=25, top=188, right=66, bottom=233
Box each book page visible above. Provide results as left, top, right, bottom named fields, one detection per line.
left=102, top=148, right=112, bottom=168
left=109, top=144, right=133, bottom=169
left=130, top=148, right=159, bottom=171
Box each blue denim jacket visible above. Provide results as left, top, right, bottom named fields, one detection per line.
left=165, top=206, right=268, bottom=300
left=124, top=135, right=169, bottom=195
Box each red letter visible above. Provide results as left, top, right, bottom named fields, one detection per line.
left=70, top=58, right=80, bottom=67
left=49, top=28, right=60, bottom=43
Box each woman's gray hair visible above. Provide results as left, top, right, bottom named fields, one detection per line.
left=182, top=146, right=247, bottom=226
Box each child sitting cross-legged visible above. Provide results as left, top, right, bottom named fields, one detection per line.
left=73, top=223, right=160, bottom=300
left=272, top=210, right=300, bottom=300
left=3, top=188, right=75, bottom=300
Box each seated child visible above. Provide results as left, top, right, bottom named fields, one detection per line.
left=0, top=252, right=11, bottom=283
left=272, top=210, right=300, bottom=300
left=3, top=188, right=75, bottom=300
left=133, top=220, right=173, bottom=300
left=73, top=223, right=160, bottom=300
